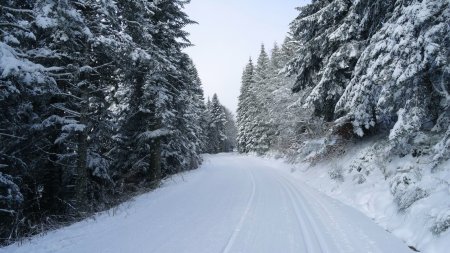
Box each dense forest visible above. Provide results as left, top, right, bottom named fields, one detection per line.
left=2, top=0, right=450, bottom=250
left=237, top=0, right=450, bottom=243
left=238, top=0, right=449, bottom=164
left=0, top=0, right=236, bottom=244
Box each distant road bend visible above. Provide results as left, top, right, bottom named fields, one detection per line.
left=2, top=154, right=412, bottom=253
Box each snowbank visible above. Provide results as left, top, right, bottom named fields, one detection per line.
left=272, top=141, right=450, bottom=253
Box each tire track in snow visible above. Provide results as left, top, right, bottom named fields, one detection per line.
left=292, top=178, right=382, bottom=253
left=272, top=175, right=310, bottom=252
left=275, top=171, right=337, bottom=253
left=279, top=172, right=356, bottom=253
left=221, top=167, right=256, bottom=253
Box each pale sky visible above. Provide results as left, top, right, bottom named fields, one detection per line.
left=184, top=0, right=311, bottom=113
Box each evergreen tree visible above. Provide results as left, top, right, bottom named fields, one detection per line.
left=0, top=0, right=209, bottom=244
left=0, top=0, right=58, bottom=241
left=335, top=0, right=449, bottom=142
left=237, top=58, right=255, bottom=153
left=250, top=44, right=272, bottom=154
left=203, top=94, right=235, bottom=154
left=223, top=107, right=238, bottom=152
left=205, top=94, right=227, bottom=153
left=288, top=0, right=396, bottom=121
left=266, top=40, right=317, bottom=154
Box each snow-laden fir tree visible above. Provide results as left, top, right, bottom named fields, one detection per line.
left=223, top=107, right=238, bottom=152
left=205, top=94, right=228, bottom=153
left=159, top=54, right=205, bottom=173
left=0, top=0, right=60, bottom=240
left=286, top=0, right=450, bottom=162
left=266, top=39, right=322, bottom=156
left=250, top=45, right=273, bottom=154
left=335, top=0, right=450, bottom=158
left=203, top=93, right=236, bottom=154
left=238, top=44, right=292, bottom=155
left=185, top=58, right=208, bottom=156
left=0, top=0, right=209, bottom=244
left=287, top=0, right=396, bottom=121
left=237, top=58, right=256, bottom=153
left=28, top=0, right=133, bottom=212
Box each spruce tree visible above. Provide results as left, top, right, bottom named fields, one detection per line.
left=250, top=44, right=272, bottom=154
left=0, top=0, right=209, bottom=244
left=223, top=107, right=238, bottom=152
left=207, top=94, right=227, bottom=153
left=288, top=0, right=396, bottom=121
left=237, top=58, right=255, bottom=153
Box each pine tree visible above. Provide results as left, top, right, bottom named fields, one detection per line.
left=237, top=58, right=255, bottom=153
left=29, top=0, right=128, bottom=210
left=0, top=0, right=209, bottom=244
left=223, top=107, right=238, bottom=152
left=288, top=0, right=396, bottom=121
left=0, top=0, right=61, bottom=240
left=250, top=44, right=272, bottom=154
left=286, top=0, right=450, bottom=161
left=335, top=0, right=449, bottom=141
left=160, top=54, right=204, bottom=173
left=185, top=58, right=208, bottom=158
left=206, top=94, right=228, bottom=153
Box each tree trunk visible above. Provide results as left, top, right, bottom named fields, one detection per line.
left=150, top=138, right=161, bottom=183
left=76, top=97, right=89, bottom=208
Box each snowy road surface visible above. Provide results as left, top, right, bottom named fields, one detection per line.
left=2, top=153, right=412, bottom=253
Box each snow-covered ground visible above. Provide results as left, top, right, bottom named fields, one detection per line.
left=1, top=153, right=411, bottom=253
left=277, top=141, right=450, bottom=253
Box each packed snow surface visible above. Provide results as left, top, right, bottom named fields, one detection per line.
left=1, top=154, right=412, bottom=253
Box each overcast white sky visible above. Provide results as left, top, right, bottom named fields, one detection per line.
left=184, top=0, right=311, bottom=113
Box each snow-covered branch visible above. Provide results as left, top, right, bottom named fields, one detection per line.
left=0, top=133, right=26, bottom=140
left=138, top=129, right=171, bottom=141
left=0, top=5, right=33, bottom=14
left=0, top=23, right=31, bottom=32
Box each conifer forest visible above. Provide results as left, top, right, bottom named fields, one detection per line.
left=1, top=1, right=450, bottom=253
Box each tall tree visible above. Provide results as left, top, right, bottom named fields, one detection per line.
left=0, top=0, right=209, bottom=244
left=223, top=107, right=238, bottom=152
left=288, top=0, right=396, bottom=121
left=205, top=94, right=227, bottom=153
left=250, top=44, right=272, bottom=154
left=237, top=58, right=256, bottom=153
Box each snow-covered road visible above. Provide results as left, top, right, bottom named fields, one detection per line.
left=2, top=154, right=412, bottom=253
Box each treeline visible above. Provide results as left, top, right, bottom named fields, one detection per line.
left=0, top=0, right=234, bottom=245
left=237, top=0, right=450, bottom=163
left=205, top=94, right=237, bottom=154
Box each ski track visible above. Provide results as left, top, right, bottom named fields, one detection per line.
left=222, top=167, right=256, bottom=253
left=1, top=153, right=413, bottom=253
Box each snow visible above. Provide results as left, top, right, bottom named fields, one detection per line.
left=1, top=154, right=411, bottom=253
left=138, top=128, right=171, bottom=140
left=35, top=15, right=57, bottom=29
left=286, top=142, right=450, bottom=253
left=0, top=42, right=43, bottom=81
left=61, top=123, right=86, bottom=132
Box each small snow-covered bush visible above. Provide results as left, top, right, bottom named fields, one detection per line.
left=348, top=144, right=385, bottom=178
left=297, top=139, right=325, bottom=159
left=352, top=174, right=366, bottom=184
left=328, top=164, right=344, bottom=182
left=430, top=210, right=450, bottom=235
left=394, top=187, right=428, bottom=212
left=387, top=107, right=424, bottom=157
left=390, top=169, right=428, bottom=212
left=305, top=137, right=350, bottom=165
left=0, top=172, right=23, bottom=208
left=432, top=127, right=450, bottom=170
